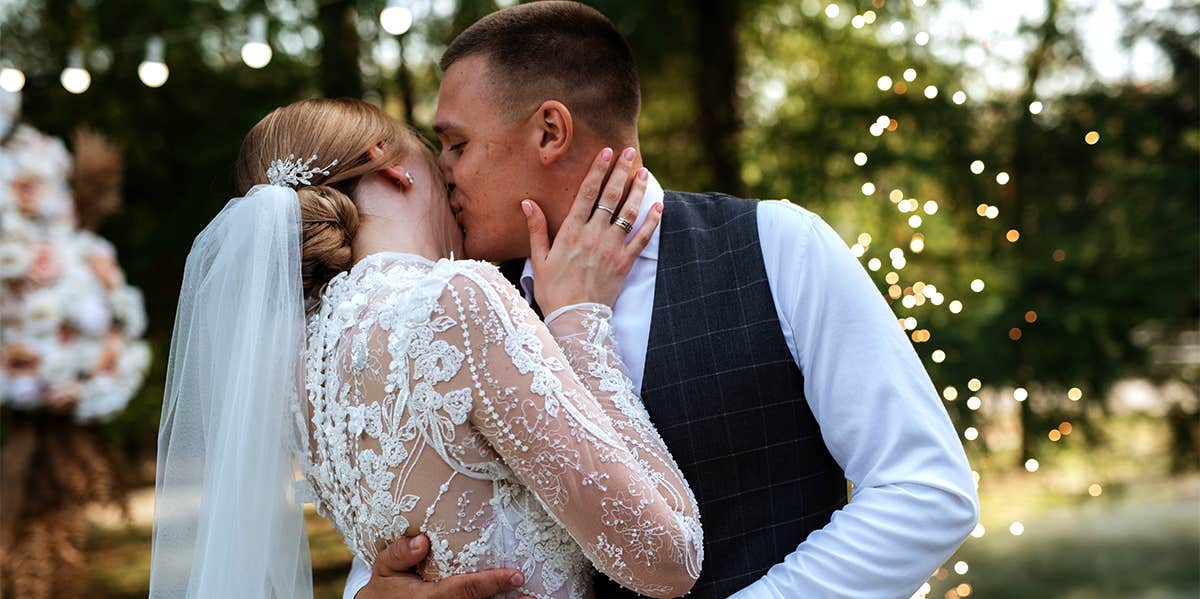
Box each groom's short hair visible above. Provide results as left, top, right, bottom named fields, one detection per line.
left=439, top=1, right=640, bottom=140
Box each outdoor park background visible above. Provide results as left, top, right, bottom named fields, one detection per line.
left=1, top=0, right=1197, bottom=597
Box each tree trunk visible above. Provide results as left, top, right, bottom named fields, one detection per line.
left=43, top=0, right=79, bottom=68
left=318, top=0, right=363, bottom=99
left=397, top=33, right=415, bottom=126
left=1012, top=0, right=1060, bottom=467
left=693, top=0, right=743, bottom=196
left=448, top=0, right=499, bottom=43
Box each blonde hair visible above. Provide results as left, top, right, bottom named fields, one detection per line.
left=234, top=98, right=439, bottom=300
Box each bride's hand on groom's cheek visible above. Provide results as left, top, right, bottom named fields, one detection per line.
left=522, top=147, right=662, bottom=314
left=357, top=534, right=534, bottom=599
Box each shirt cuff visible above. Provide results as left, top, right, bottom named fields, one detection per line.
left=727, top=573, right=785, bottom=599
left=343, top=557, right=371, bottom=599
left=542, top=302, right=612, bottom=327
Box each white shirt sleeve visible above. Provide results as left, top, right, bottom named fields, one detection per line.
left=729, top=201, right=980, bottom=599
left=343, top=557, right=370, bottom=599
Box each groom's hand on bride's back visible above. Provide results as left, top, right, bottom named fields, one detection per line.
left=357, top=534, right=533, bottom=599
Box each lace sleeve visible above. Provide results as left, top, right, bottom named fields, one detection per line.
left=543, top=303, right=703, bottom=551
left=442, top=264, right=702, bottom=598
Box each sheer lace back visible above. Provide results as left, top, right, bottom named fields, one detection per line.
left=297, top=253, right=702, bottom=599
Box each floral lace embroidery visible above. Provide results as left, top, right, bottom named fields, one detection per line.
left=297, top=254, right=702, bottom=599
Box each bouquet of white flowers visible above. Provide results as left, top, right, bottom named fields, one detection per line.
left=0, top=91, right=151, bottom=599
left=0, top=117, right=151, bottom=422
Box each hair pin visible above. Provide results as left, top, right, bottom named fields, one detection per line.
left=267, top=153, right=339, bottom=188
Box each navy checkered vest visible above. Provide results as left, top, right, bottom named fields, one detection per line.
left=503, top=190, right=848, bottom=598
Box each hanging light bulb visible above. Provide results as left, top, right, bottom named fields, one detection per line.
left=61, top=48, right=91, bottom=94
left=0, top=67, right=24, bottom=92
left=242, top=13, right=273, bottom=69
left=381, top=1, right=414, bottom=35
left=138, top=36, right=169, bottom=87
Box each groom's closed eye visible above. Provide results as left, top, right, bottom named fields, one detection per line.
left=433, top=122, right=463, bottom=148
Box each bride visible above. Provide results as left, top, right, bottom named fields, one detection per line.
left=148, top=98, right=702, bottom=599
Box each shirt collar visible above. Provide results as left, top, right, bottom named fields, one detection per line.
left=520, top=170, right=663, bottom=300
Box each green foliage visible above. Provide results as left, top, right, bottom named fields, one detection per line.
left=1, top=0, right=1195, bottom=468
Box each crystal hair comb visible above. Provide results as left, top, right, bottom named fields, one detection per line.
left=266, top=154, right=339, bottom=188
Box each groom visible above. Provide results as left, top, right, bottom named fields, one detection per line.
left=348, top=2, right=978, bottom=597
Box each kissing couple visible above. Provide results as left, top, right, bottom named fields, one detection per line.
left=149, top=3, right=978, bottom=598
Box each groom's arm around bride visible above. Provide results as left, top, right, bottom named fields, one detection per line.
left=354, top=535, right=533, bottom=599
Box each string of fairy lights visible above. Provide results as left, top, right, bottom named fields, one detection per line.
left=0, top=0, right=417, bottom=94
left=834, top=2, right=1106, bottom=598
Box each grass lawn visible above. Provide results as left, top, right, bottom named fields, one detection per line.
left=82, top=477, right=1198, bottom=598
left=927, top=476, right=1199, bottom=599
left=81, top=415, right=1198, bottom=598
left=83, top=506, right=354, bottom=599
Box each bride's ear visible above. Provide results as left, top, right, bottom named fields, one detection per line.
left=534, top=100, right=572, bottom=166
left=367, top=144, right=413, bottom=189
left=378, top=164, right=412, bottom=189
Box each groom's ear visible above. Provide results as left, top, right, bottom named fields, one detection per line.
left=533, top=100, right=572, bottom=166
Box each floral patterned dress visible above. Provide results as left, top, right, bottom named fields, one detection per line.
left=297, top=253, right=702, bottom=599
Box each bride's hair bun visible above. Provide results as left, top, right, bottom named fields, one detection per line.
left=234, top=98, right=441, bottom=302
left=296, top=185, right=359, bottom=298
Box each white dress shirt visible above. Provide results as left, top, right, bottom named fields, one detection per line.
left=344, top=172, right=979, bottom=598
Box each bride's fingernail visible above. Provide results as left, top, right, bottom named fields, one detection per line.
left=637, top=168, right=648, bottom=181
left=621, top=147, right=636, bottom=161
left=655, top=203, right=663, bottom=213
left=409, top=536, right=423, bottom=550
left=521, top=200, right=533, bottom=216
left=600, top=147, right=613, bottom=161
left=510, top=573, right=525, bottom=587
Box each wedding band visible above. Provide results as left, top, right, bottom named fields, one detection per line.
left=613, top=216, right=634, bottom=233
left=595, top=205, right=616, bottom=217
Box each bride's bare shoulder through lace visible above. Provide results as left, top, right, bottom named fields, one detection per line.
left=297, top=254, right=701, bottom=599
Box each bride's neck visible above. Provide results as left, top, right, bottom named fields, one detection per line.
left=352, top=212, right=448, bottom=263
left=348, top=176, right=454, bottom=263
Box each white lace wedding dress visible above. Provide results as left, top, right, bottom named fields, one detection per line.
left=295, top=253, right=703, bottom=599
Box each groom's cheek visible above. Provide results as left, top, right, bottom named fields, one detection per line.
left=463, top=214, right=526, bottom=262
